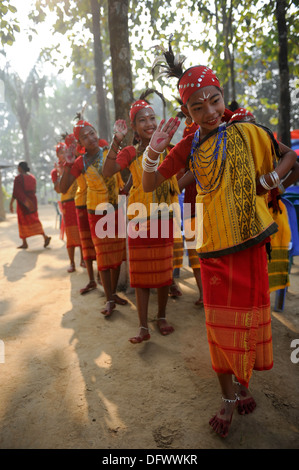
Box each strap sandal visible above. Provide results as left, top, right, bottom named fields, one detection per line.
left=129, top=326, right=151, bottom=344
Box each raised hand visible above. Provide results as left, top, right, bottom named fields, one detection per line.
left=149, top=117, right=180, bottom=154
left=64, top=143, right=77, bottom=164
left=113, top=119, right=128, bottom=143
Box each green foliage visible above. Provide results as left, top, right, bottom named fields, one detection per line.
left=0, top=0, right=19, bottom=45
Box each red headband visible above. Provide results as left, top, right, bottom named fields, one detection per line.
left=178, top=66, right=220, bottom=104
left=229, top=108, right=255, bottom=123
left=73, top=120, right=93, bottom=140
left=129, top=100, right=154, bottom=123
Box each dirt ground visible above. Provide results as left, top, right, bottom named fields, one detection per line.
left=0, top=203, right=299, bottom=450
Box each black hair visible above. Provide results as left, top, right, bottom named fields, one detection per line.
left=18, top=161, right=30, bottom=173
left=229, top=100, right=239, bottom=112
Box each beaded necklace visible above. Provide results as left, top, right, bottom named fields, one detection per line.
left=82, top=148, right=103, bottom=174
left=190, top=123, right=227, bottom=194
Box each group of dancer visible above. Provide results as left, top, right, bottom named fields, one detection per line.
left=10, top=43, right=299, bottom=438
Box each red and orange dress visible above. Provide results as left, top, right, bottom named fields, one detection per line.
left=116, top=145, right=180, bottom=288
left=12, top=172, right=45, bottom=240
left=70, top=148, right=126, bottom=272
left=157, top=122, right=278, bottom=387
left=74, top=173, right=96, bottom=262
left=51, top=168, right=81, bottom=249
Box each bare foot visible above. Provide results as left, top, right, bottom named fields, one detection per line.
left=17, top=242, right=28, bottom=249
left=209, top=395, right=239, bottom=438
left=112, top=293, right=128, bottom=305
left=101, top=300, right=115, bottom=317
left=67, top=263, right=76, bottom=273
left=169, top=283, right=182, bottom=298
left=129, top=327, right=151, bottom=344
left=44, top=236, right=51, bottom=248
left=157, top=317, right=174, bottom=336
left=234, top=381, right=257, bottom=415
left=79, top=280, right=97, bottom=295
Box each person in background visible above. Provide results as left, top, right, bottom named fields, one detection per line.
left=10, top=161, right=51, bottom=249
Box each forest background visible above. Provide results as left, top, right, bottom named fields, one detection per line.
left=0, top=0, right=298, bottom=215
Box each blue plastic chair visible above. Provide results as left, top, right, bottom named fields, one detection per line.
left=274, top=197, right=299, bottom=312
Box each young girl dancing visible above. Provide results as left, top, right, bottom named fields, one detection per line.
left=141, top=43, right=298, bottom=437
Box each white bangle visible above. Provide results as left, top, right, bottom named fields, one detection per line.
left=142, top=147, right=159, bottom=172
left=142, top=157, right=159, bottom=173
left=143, top=145, right=160, bottom=164
left=259, top=174, right=273, bottom=191
left=148, top=143, right=160, bottom=154
left=269, top=170, right=280, bottom=187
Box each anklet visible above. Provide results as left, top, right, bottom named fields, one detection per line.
left=222, top=393, right=239, bottom=403
left=232, top=377, right=241, bottom=386
left=140, top=326, right=149, bottom=330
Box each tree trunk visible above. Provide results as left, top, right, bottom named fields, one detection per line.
left=108, top=0, right=134, bottom=146
left=22, top=128, right=31, bottom=167
left=90, top=0, right=110, bottom=141
left=275, top=0, right=291, bottom=146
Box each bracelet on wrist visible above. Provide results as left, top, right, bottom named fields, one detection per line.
left=278, top=182, right=285, bottom=194
left=113, top=135, right=122, bottom=146
left=142, top=146, right=159, bottom=172
left=148, top=143, right=160, bottom=154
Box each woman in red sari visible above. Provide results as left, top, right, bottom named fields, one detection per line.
left=10, top=161, right=51, bottom=249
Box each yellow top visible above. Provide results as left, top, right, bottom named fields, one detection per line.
left=192, top=123, right=278, bottom=257
left=128, top=146, right=180, bottom=220
left=75, top=173, right=87, bottom=207
left=61, top=179, right=77, bottom=202
left=83, top=148, right=123, bottom=212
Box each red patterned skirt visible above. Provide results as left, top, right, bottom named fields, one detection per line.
left=76, top=206, right=96, bottom=261
left=200, top=241, right=273, bottom=387
left=128, top=218, right=174, bottom=288
left=88, top=209, right=126, bottom=271
left=61, top=199, right=81, bottom=248
left=17, top=203, right=44, bottom=239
